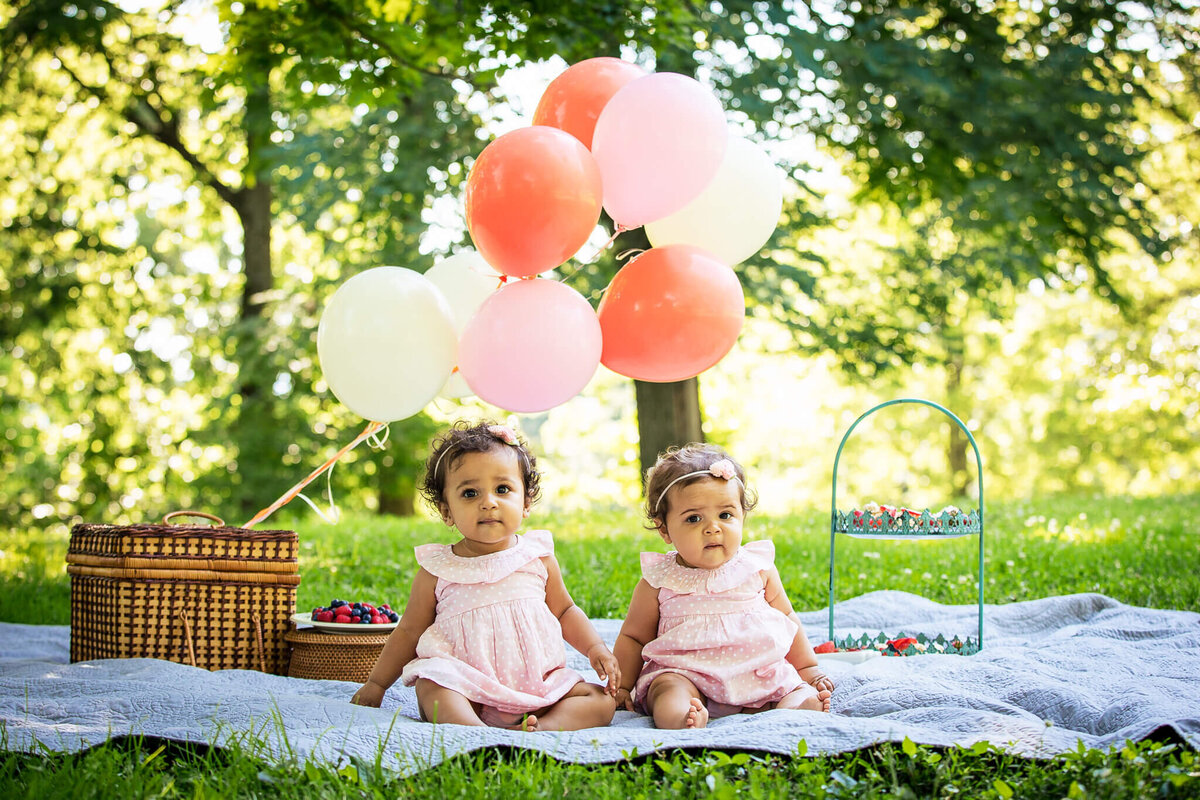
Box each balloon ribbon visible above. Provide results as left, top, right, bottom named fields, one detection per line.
left=243, top=420, right=385, bottom=528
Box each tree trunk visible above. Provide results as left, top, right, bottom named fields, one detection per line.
left=238, top=179, right=274, bottom=323
left=231, top=76, right=275, bottom=516
left=946, top=349, right=970, bottom=498
left=377, top=452, right=417, bottom=516
left=635, top=379, right=704, bottom=485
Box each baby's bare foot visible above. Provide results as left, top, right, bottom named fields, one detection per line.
left=509, top=713, right=539, bottom=732
left=685, top=697, right=708, bottom=729
left=778, top=687, right=833, bottom=713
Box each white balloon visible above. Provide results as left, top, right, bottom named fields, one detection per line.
left=645, top=135, right=784, bottom=266
left=424, top=249, right=504, bottom=400
left=317, top=267, right=457, bottom=422
left=424, top=249, right=504, bottom=334
left=439, top=370, right=474, bottom=400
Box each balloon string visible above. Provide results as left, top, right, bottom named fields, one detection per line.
left=556, top=224, right=632, bottom=285
left=296, top=459, right=341, bottom=524
left=586, top=248, right=646, bottom=302
left=243, top=420, right=386, bottom=528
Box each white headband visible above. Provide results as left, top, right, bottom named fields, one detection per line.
left=653, top=459, right=743, bottom=514
left=432, top=424, right=522, bottom=483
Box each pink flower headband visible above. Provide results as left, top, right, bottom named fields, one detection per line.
left=653, top=459, right=742, bottom=513
left=432, top=425, right=522, bottom=481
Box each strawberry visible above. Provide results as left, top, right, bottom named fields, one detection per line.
left=888, top=637, right=918, bottom=653
left=814, top=640, right=837, bottom=654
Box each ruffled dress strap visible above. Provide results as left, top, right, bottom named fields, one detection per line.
left=640, top=539, right=775, bottom=595
left=415, top=529, right=554, bottom=585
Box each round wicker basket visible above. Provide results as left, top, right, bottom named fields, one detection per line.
left=285, top=627, right=389, bottom=683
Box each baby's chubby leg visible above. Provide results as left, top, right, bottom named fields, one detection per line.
left=644, top=672, right=709, bottom=730
left=530, top=681, right=617, bottom=731
left=775, top=685, right=833, bottom=713
left=415, top=678, right=486, bottom=726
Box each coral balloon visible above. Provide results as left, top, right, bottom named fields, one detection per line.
left=317, top=267, right=457, bottom=421
left=597, top=245, right=744, bottom=382
left=458, top=279, right=602, bottom=413
left=646, top=135, right=784, bottom=265
left=424, top=249, right=504, bottom=400
left=533, top=57, right=647, bottom=149
left=591, top=72, right=728, bottom=228
left=465, top=126, right=603, bottom=278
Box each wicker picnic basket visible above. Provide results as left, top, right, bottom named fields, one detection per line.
left=66, top=511, right=300, bottom=674
left=284, top=628, right=389, bottom=683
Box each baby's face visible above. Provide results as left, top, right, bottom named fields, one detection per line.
left=658, top=477, right=744, bottom=570
left=439, top=446, right=530, bottom=553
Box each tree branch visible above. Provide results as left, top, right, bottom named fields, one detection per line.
left=53, top=48, right=242, bottom=209
left=309, top=0, right=476, bottom=87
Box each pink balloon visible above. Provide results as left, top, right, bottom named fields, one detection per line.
left=458, top=279, right=602, bottom=413
left=591, top=73, right=728, bottom=228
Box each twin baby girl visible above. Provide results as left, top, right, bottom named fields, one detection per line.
left=350, top=421, right=834, bottom=731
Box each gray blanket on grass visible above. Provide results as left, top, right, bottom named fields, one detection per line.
left=2, top=591, right=1197, bottom=773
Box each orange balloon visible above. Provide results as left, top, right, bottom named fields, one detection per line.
left=533, top=57, right=647, bottom=149
left=597, top=245, right=745, bottom=382
left=465, top=126, right=604, bottom=278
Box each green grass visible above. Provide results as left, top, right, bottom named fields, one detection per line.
left=2, top=734, right=1197, bottom=799
left=2, top=493, right=1199, bottom=797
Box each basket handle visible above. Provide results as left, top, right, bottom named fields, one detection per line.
left=179, top=611, right=267, bottom=672
left=163, top=510, right=226, bottom=527
left=180, top=611, right=197, bottom=668
left=252, top=612, right=266, bottom=673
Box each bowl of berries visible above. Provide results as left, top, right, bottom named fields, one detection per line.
left=292, top=599, right=400, bottom=634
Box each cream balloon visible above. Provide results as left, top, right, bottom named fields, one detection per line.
left=317, top=267, right=457, bottom=422
left=645, top=135, right=784, bottom=266
left=424, top=249, right=504, bottom=400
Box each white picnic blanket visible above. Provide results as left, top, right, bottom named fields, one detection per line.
left=1, top=591, right=1197, bottom=773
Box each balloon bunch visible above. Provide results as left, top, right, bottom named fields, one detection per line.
left=317, top=57, right=784, bottom=422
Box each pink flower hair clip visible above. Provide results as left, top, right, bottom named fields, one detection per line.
left=653, top=459, right=744, bottom=513
left=708, top=459, right=737, bottom=480
left=487, top=425, right=519, bottom=446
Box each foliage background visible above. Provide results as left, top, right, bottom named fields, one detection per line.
left=0, top=0, right=1197, bottom=536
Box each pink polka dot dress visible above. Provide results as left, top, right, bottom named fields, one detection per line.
left=633, top=540, right=816, bottom=715
left=400, top=530, right=583, bottom=725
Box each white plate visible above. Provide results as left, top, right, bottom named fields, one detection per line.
left=291, top=612, right=398, bottom=634
left=816, top=649, right=882, bottom=664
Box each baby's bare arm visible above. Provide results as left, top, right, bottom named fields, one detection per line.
left=351, top=568, right=437, bottom=706
left=764, top=567, right=835, bottom=691
left=542, top=555, right=621, bottom=693
left=613, top=579, right=661, bottom=709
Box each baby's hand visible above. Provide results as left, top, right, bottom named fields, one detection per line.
left=350, top=681, right=385, bottom=707
left=587, top=643, right=621, bottom=697
left=806, top=671, right=835, bottom=693
left=614, top=687, right=635, bottom=712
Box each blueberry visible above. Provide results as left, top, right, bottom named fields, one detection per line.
left=330, top=599, right=345, bottom=608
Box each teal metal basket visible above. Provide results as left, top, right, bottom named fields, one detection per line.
left=828, top=398, right=985, bottom=652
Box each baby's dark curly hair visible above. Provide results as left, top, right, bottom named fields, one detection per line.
left=419, top=420, right=541, bottom=510
left=643, top=443, right=757, bottom=528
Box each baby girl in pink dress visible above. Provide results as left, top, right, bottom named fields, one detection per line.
left=351, top=421, right=620, bottom=731
left=614, top=444, right=834, bottom=729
